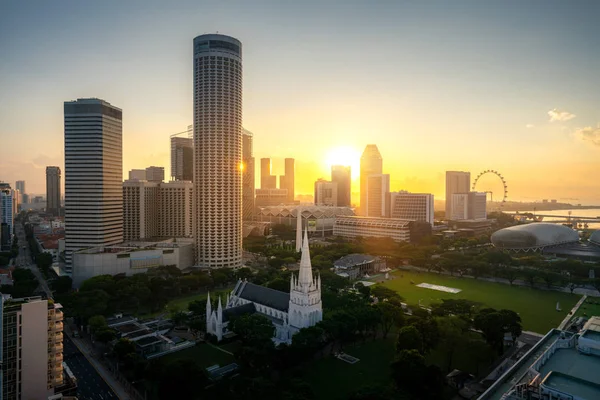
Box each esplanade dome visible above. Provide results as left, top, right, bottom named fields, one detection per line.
left=491, top=223, right=579, bottom=250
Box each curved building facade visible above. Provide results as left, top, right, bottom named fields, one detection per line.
left=491, top=223, right=579, bottom=251
left=193, top=34, right=243, bottom=268
left=589, top=230, right=600, bottom=246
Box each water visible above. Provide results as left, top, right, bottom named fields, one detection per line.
left=509, top=209, right=600, bottom=229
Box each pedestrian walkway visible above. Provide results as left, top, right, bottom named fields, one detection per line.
left=66, top=329, right=131, bottom=400
left=558, top=295, right=587, bottom=330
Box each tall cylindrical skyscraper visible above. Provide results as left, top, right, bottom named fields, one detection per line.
left=193, top=34, right=243, bottom=268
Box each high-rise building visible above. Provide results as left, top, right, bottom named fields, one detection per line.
left=15, top=181, right=25, bottom=195
left=159, top=181, right=193, bottom=238
left=170, top=125, right=194, bottom=181
left=145, top=166, right=164, bottom=183
left=468, top=191, right=487, bottom=220
left=64, top=98, right=123, bottom=270
left=445, top=171, right=471, bottom=219
left=331, top=165, right=351, bottom=207
left=279, top=158, right=295, bottom=203
left=314, top=179, right=338, bottom=206
left=46, top=166, right=61, bottom=216
left=242, top=129, right=255, bottom=220
left=387, top=191, right=434, bottom=226
left=255, top=188, right=288, bottom=207
left=128, top=169, right=146, bottom=180
left=360, top=145, right=383, bottom=215
left=123, top=180, right=160, bottom=241
left=450, top=193, right=469, bottom=220
left=0, top=183, right=13, bottom=250
left=0, top=296, right=64, bottom=400
left=366, top=174, right=390, bottom=217
left=260, top=158, right=277, bottom=189
left=193, top=34, right=243, bottom=268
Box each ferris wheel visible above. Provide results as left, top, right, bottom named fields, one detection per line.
left=472, top=170, right=508, bottom=205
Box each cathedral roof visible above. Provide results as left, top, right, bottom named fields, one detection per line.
left=222, top=302, right=256, bottom=322
left=234, top=282, right=290, bottom=311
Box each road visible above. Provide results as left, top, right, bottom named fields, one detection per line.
left=14, top=222, right=52, bottom=297
left=63, top=334, right=119, bottom=400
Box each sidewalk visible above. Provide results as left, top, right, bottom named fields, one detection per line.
left=66, top=329, right=131, bottom=400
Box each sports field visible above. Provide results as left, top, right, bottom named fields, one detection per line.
left=380, top=270, right=580, bottom=334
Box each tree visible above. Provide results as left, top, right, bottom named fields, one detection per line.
left=354, top=282, right=371, bottom=299
left=235, top=267, right=254, bottom=281
left=266, top=278, right=290, bottom=292
left=113, top=338, right=136, bottom=361
left=291, top=325, right=325, bottom=359
left=499, top=266, right=520, bottom=285
left=391, top=349, right=444, bottom=399
left=70, top=289, right=110, bottom=320
left=95, top=328, right=116, bottom=344
left=396, top=325, right=423, bottom=354
left=430, top=299, right=479, bottom=318
left=371, top=286, right=402, bottom=302
left=375, top=302, right=404, bottom=338
left=409, top=315, right=439, bottom=354
left=36, top=252, right=53, bottom=273
left=230, top=314, right=275, bottom=347
left=541, top=271, right=560, bottom=288
left=435, top=316, right=469, bottom=372
left=51, top=276, right=72, bottom=294
left=474, top=308, right=522, bottom=354
left=88, top=315, right=108, bottom=335
left=79, top=275, right=117, bottom=296
left=521, top=268, right=537, bottom=288
left=157, top=359, right=207, bottom=400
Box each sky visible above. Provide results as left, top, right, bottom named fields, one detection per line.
left=1, top=0, right=600, bottom=204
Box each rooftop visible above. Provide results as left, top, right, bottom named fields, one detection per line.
left=334, top=254, right=380, bottom=268
left=234, top=281, right=290, bottom=312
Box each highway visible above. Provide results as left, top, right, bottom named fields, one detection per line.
left=63, top=334, right=119, bottom=400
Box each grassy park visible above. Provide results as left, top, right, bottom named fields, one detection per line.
left=574, top=296, right=600, bottom=319
left=380, top=270, right=580, bottom=334
left=162, top=343, right=236, bottom=369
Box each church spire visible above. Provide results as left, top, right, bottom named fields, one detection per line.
left=295, top=207, right=303, bottom=252
left=206, top=292, right=212, bottom=316
left=298, top=228, right=313, bottom=289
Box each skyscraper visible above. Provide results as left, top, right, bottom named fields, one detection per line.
left=366, top=174, right=390, bottom=217
left=445, top=171, right=471, bottom=219
left=387, top=191, right=434, bottom=226
left=0, top=183, right=13, bottom=250
left=242, top=129, right=255, bottom=220
left=331, top=165, right=351, bottom=207
left=170, top=125, right=194, bottom=181
left=193, top=34, right=243, bottom=268
left=260, top=158, right=277, bottom=189
left=314, top=179, right=338, bottom=206
left=15, top=180, right=25, bottom=195
left=360, top=145, right=383, bottom=215
left=279, top=158, right=295, bottom=203
left=145, top=166, right=164, bottom=182
left=46, top=166, right=61, bottom=216
left=64, top=98, right=123, bottom=270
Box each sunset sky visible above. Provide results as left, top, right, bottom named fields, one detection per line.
left=1, top=1, right=600, bottom=204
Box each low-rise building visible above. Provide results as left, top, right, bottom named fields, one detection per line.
left=256, top=205, right=355, bottom=236
left=255, top=188, right=289, bottom=207
left=334, top=216, right=431, bottom=243
left=333, top=254, right=386, bottom=279
left=71, top=238, right=194, bottom=287
left=480, top=316, right=600, bottom=400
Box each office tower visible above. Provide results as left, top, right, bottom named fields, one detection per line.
left=145, top=166, right=164, bottom=183
left=445, top=171, right=471, bottom=219
left=21, top=193, right=29, bottom=205
left=279, top=158, right=295, bottom=203
left=0, top=183, right=13, bottom=250
left=46, top=166, right=61, bottom=216
left=387, top=191, right=434, bottom=226
left=451, top=193, right=469, bottom=220
left=360, top=145, right=382, bottom=215
left=331, top=165, right=351, bottom=207
left=15, top=181, right=25, bottom=195
left=64, top=98, right=123, bottom=270
left=170, top=126, right=194, bottom=181
left=468, top=191, right=487, bottom=220
left=314, top=179, right=338, bottom=206
left=128, top=169, right=146, bottom=180
left=123, top=180, right=160, bottom=240
left=366, top=174, right=390, bottom=217
left=1, top=296, right=64, bottom=399
left=159, top=181, right=194, bottom=238
left=193, top=34, right=243, bottom=268
left=260, top=158, right=277, bottom=189
left=242, top=129, right=255, bottom=220
left=255, top=188, right=288, bottom=207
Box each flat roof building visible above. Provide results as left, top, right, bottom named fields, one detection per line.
left=386, top=191, right=434, bottom=226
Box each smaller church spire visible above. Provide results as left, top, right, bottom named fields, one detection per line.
left=206, top=292, right=212, bottom=315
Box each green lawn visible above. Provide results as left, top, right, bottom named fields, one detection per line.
left=380, top=270, right=580, bottom=334
left=161, top=343, right=235, bottom=369
left=137, top=289, right=232, bottom=318
left=574, top=297, right=600, bottom=318
left=302, top=338, right=396, bottom=400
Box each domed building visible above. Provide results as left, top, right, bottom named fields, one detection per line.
left=589, top=230, right=600, bottom=246
left=491, top=223, right=579, bottom=251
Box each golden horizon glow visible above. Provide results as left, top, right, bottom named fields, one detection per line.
left=325, top=146, right=361, bottom=180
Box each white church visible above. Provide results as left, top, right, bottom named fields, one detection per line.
left=206, top=222, right=323, bottom=344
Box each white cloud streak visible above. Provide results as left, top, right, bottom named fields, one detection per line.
left=548, top=108, right=576, bottom=122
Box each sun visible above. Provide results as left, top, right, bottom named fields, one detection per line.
left=325, top=146, right=361, bottom=179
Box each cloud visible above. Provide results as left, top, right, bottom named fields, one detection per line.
left=548, top=108, right=576, bottom=122
left=526, top=124, right=535, bottom=128
left=575, top=125, right=600, bottom=146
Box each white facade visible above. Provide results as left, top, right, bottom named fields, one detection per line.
left=388, top=191, right=434, bottom=226
left=468, top=191, right=487, bottom=220
left=314, top=179, right=338, bottom=206
left=64, top=98, right=123, bottom=270
left=445, top=171, right=471, bottom=219
left=451, top=193, right=469, bottom=220
left=128, top=169, right=146, bottom=180
left=145, top=166, right=164, bottom=183
left=123, top=180, right=160, bottom=240
left=193, top=34, right=243, bottom=268
left=72, top=239, right=194, bottom=287
left=160, top=181, right=193, bottom=238
left=366, top=174, right=390, bottom=217
left=360, top=145, right=383, bottom=216
left=334, top=216, right=412, bottom=242
left=207, top=230, right=322, bottom=343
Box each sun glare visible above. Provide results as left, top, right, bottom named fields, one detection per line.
left=325, top=146, right=361, bottom=179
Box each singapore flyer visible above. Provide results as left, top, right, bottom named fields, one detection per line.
left=472, top=170, right=508, bottom=208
